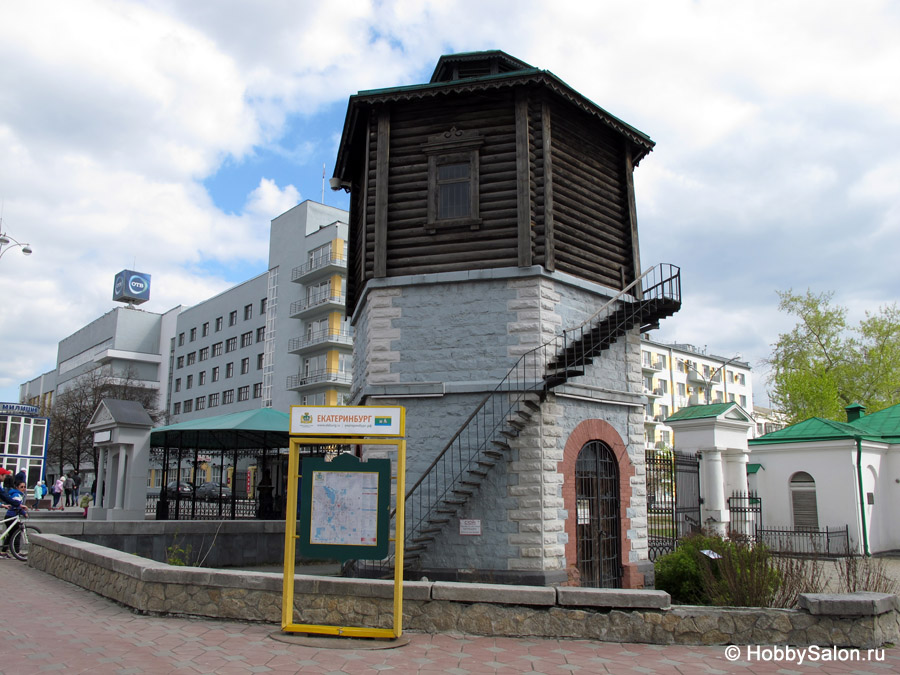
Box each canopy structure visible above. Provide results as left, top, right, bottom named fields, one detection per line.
left=151, top=408, right=292, bottom=451
left=149, top=408, right=297, bottom=520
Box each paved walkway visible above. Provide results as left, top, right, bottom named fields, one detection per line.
left=2, top=562, right=899, bottom=674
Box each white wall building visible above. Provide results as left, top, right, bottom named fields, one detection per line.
left=749, top=402, right=900, bottom=555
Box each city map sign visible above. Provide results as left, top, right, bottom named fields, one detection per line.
left=298, top=453, right=391, bottom=562
left=284, top=405, right=406, bottom=638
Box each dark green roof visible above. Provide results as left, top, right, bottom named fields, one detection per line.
left=665, top=403, right=739, bottom=422
left=850, top=402, right=900, bottom=439
left=747, top=463, right=763, bottom=474
left=749, top=402, right=900, bottom=445
left=150, top=408, right=290, bottom=450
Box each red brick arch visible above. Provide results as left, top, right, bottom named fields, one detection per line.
left=558, top=419, right=643, bottom=588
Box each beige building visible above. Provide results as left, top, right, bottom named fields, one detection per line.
left=640, top=335, right=753, bottom=451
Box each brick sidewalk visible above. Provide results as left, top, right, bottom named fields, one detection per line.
left=2, top=561, right=898, bottom=674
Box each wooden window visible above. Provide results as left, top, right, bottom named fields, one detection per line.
left=422, top=128, right=483, bottom=233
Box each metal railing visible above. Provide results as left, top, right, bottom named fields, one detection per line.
left=291, top=254, right=347, bottom=282
left=286, top=371, right=352, bottom=390
left=358, top=263, right=681, bottom=575
left=756, top=525, right=850, bottom=557
left=146, top=495, right=259, bottom=520
left=288, top=328, right=353, bottom=353
left=289, top=293, right=346, bottom=316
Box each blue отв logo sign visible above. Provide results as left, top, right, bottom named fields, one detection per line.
left=129, top=275, right=149, bottom=294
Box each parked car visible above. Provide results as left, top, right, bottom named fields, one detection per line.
left=165, top=481, right=194, bottom=499
left=196, top=481, right=232, bottom=502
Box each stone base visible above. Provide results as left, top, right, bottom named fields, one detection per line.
left=384, top=566, right=568, bottom=587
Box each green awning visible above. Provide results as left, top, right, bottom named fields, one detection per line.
left=150, top=408, right=291, bottom=450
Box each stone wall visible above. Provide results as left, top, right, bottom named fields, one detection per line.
left=30, top=519, right=286, bottom=568
left=29, top=534, right=900, bottom=648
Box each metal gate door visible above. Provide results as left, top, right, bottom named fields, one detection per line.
left=646, top=449, right=700, bottom=560
left=575, top=441, right=621, bottom=588
left=674, top=451, right=701, bottom=538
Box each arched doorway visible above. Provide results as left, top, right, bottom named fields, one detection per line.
left=575, top=440, right=622, bottom=588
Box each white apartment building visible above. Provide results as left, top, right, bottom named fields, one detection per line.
left=21, top=200, right=351, bottom=425
left=167, top=200, right=350, bottom=421
left=640, top=335, right=753, bottom=451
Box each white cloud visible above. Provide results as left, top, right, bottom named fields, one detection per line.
left=1, top=0, right=899, bottom=407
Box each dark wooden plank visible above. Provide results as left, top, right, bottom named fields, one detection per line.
left=374, top=106, right=390, bottom=278
left=624, top=144, right=641, bottom=292
left=542, top=99, right=555, bottom=272
left=516, top=90, right=532, bottom=267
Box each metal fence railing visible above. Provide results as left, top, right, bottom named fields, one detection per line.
left=756, top=525, right=850, bottom=557
left=145, top=495, right=260, bottom=520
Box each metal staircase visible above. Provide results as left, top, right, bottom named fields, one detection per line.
left=354, top=263, right=681, bottom=576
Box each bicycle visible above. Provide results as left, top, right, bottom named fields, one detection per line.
left=0, top=509, right=41, bottom=561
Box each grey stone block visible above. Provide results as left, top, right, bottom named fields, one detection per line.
left=431, top=581, right=556, bottom=606
left=798, top=592, right=900, bottom=616
left=556, top=587, right=670, bottom=609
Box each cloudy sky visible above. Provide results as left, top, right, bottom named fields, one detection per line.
left=1, top=0, right=898, bottom=406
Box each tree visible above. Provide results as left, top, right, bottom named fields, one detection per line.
left=767, top=290, right=900, bottom=424
left=48, top=367, right=163, bottom=476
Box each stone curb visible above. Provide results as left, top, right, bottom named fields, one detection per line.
left=798, top=592, right=900, bottom=616
left=557, top=586, right=670, bottom=609
left=432, top=581, right=556, bottom=605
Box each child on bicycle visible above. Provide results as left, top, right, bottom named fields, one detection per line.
left=0, top=479, right=27, bottom=558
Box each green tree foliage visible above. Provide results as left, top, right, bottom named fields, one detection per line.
left=767, top=290, right=900, bottom=424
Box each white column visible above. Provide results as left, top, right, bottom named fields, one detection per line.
left=723, top=449, right=749, bottom=497
left=701, top=447, right=729, bottom=536
left=95, top=447, right=107, bottom=508
left=115, top=446, right=128, bottom=510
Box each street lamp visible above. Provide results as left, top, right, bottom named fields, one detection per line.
left=0, top=231, right=33, bottom=260
left=686, top=355, right=743, bottom=404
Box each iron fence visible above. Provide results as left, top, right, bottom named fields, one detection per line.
left=145, top=495, right=261, bottom=519
left=727, top=491, right=763, bottom=540
left=756, top=525, right=850, bottom=557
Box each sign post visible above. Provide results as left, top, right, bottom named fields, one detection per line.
left=282, top=406, right=406, bottom=639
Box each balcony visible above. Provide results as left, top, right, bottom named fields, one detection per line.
left=641, top=357, right=665, bottom=373
left=643, top=387, right=663, bottom=398
left=289, top=293, right=346, bottom=319
left=291, top=254, right=347, bottom=283
left=286, top=370, right=353, bottom=392
left=687, top=368, right=721, bottom=385
left=288, top=328, right=353, bottom=355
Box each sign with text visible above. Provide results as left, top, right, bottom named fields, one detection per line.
left=112, top=269, right=151, bottom=305
left=290, top=405, right=404, bottom=437
left=459, top=519, right=482, bottom=536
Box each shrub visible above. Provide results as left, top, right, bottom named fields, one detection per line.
left=655, top=532, right=826, bottom=608
left=834, top=554, right=899, bottom=595
left=654, top=533, right=726, bottom=604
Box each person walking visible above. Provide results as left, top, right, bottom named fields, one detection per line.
left=72, top=470, right=82, bottom=502
left=50, top=476, right=64, bottom=510
left=64, top=473, right=75, bottom=507
left=31, top=480, right=46, bottom=510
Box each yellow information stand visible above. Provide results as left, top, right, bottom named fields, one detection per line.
left=282, top=405, right=406, bottom=639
